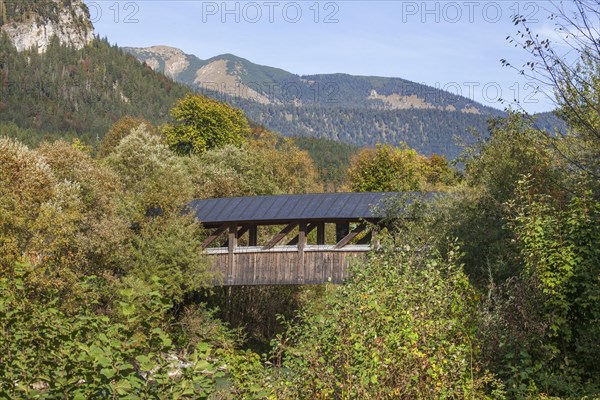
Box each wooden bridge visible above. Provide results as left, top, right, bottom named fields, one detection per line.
left=188, top=192, right=407, bottom=286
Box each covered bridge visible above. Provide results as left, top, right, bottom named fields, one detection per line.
left=188, top=192, right=408, bottom=286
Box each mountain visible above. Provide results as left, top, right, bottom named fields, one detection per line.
left=0, top=1, right=191, bottom=145
left=124, top=45, right=507, bottom=158
left=0, top=2, right=562, bottom=159
left=0, top=0, right=94, bottom=53
left=125, top=45, right=497, bottom=112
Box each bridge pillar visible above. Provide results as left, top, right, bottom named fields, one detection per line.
left=248, top=224, right=257, bottom=246
left=227, top=223, right=237, bottom=285
left=298, top=222, right=307, bottom=283
left=317, top=222, right=325, bottom=245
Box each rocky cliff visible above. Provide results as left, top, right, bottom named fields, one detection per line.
left=0, top=0, right=94, bottom=53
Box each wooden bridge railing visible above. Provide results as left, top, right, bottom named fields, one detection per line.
left=202, top=221, right=378, bottom=286
left=206, top=245, right=370, bottom=286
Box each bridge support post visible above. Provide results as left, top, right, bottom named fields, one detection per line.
left=249, top=224, right=257, bottom=246
left=317, top=222, right=325, bottom=245
left=228, top=223, right=237, bottom=285
left=298, top=222, right=306, bottom=284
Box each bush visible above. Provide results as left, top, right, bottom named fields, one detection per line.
left=0, top=266, right=224, bottom=399
left=273, top=235, right=501, bottom=399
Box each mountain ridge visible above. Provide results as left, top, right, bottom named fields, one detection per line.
left=124, top=45, right=509, bottom=159
left=125, top=45, right=495, bottom=114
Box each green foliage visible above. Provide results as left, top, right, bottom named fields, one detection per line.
left=347, top=144, right=422, bottom=192
left=432, top=112, right=563, bottom=284
left=292, top=136, right=358, bottom=189
left=0, top=266, right=225, bottom=399
left=465, top=113, right=561, bottom=204
left=98, top=116, right=156, bottom=158
left=0, top=137, right=55, bottom=270
left=507, top=182, right=600, bottom=396
left=347, top=143, right=455, bottom=192
left=129, top=213, right=212, bottom=304
left=163, top=94, right=250, bottom=155
left=273, top=236, right=498, bottom=399
left=106, top=125, right=193, bottom=223
left=187, top=130, right=321, bottom=199
left=37, top=140, right=130, bottom=274
left=0, top=122, right=82, bottom=148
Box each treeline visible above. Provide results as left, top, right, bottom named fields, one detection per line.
left=223, top=97, right=495, bottom=159
left=126, top=46, right=509, bottom=160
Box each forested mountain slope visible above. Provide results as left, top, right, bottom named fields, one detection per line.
left=125, top=46, right=512, bottom=158
left=0, top=35, right=190, bottom=144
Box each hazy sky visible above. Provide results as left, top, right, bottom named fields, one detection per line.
left=86, top=1, right=564, bottom=112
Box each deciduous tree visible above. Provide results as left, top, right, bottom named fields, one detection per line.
left=163, top=94, right=250, bottom=155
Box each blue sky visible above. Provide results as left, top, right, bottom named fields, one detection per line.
left=86, top=1, right=563, bottom=112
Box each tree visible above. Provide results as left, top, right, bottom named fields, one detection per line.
left=163, top=94, right=250, bottom=155
left=347, top=144, right=422, bottom=192
left=421, top=153, right=455, bottom=187
left=98, top=116, right=156, bottom=157
left=0, top=137, right=55, bottom=271
left=509, top=183, right=600, bottom=395
left=106, top=126, right=193, bottom=224
left=465, top=112, right=561, bottom=204
left=504, top=0, right=600, bottom=184
left=128, top=213, right=212, bottom=304
left=37, top=141, right=130, bottom=273
left=186, top=130, right=322, bottom=199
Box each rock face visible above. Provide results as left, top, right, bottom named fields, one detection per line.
left=138, top=46, right=190, bottom=79
left=0, top=0, right=94, bottom=53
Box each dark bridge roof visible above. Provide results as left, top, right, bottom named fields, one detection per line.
left=188, top=192, right=413, bottom=226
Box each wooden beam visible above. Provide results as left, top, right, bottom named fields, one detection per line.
left=298, top=222, right=307, bottom=283
left=249, top=225, right=257, bottom=246
left=335, top=223, right=366, bottom=249
left=227, top=223, right=237, bottom=285
left=263, top=223, right=297, bottom=250
left=287, top=222, right=317, bottom=245
left=236, top=225, right=249, bottom=239
left=336, top=222, right=350, bottom=243
left=201, top=224, right=228, bottom=249
left=372, top=227, right=381, bottom=251
left=317, top=222, right=325, bottom=245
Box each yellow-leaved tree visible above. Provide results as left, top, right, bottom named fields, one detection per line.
left=163, top=94, right=250, bottom=155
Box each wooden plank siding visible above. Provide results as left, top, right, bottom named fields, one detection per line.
left=206, top=246, right=369, bottom=285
